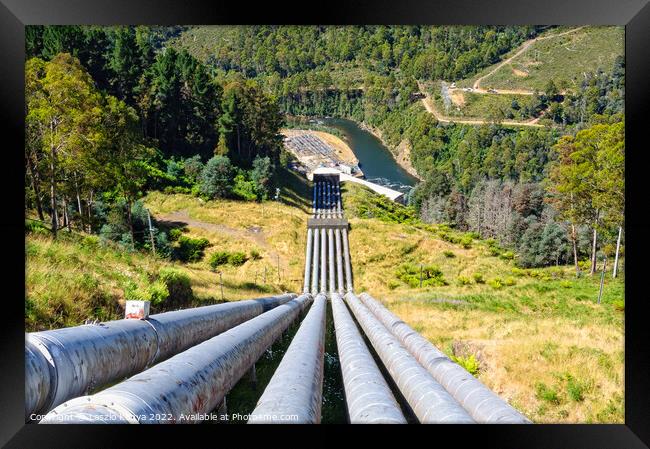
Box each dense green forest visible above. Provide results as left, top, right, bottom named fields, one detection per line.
left=25, top=25, right=624, bottom=273
left=25, top=25, right=285, bottom=254
left=170, top=25, right=624, bottom=272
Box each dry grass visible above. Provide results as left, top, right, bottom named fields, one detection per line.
left=343, top=183, right=624, bottom=423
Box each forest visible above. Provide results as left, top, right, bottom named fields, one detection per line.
left=25, top=25, right=624, bottom=273
left=25, top=25, right=285, bottom=255
left=171, top=25, right=624, bottom=273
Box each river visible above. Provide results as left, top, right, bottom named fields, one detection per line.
left=315, top=117, right=418, bottom=194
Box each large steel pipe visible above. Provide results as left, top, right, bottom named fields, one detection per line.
left=342, top=228, right=353, bottom=292
left=312, top=182, right=317, bottom=216
left=311, top=226, right=320, bottom=295
left=328, top=229, right=336, bottom=294
left=358, top=293, right=531, bottom=423
left=26, top=293, right=296, bottom=419
left=344, top=293, right=474, bottom=423
left=334, top=229, right=344, bottom=294
left=249, top=293, right=327, bottom=423
left=320, top=228, right=327, bottom=293
left=303, top=228, right=313, bottom=293
left=41, top=295, right=313, bottom=424
left=331, top=293, right=405, bottom=424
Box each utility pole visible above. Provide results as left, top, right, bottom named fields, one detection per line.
left=147, top=209, right=156, bottom=256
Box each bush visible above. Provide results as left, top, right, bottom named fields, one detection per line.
left=457, top=275, right=471, bottom=286
left=232, top=172, right=258, bottom=201
left=174, top=235, right=210, bottom=262
left=504, top=277, right=516, bottom=286
left=500, top=251, right=515, bottom=260
left=451, top=354, right=480, bottom=376
left=488, top=246, right=502, bottom=257
left=443, top=250, right=456, bottom=258
left=209, top=251, right=248, bottom=269
left=472, top=273, right=485, bottom=284
left=25, top=220, right=50, bottom=236
left=123, top=279, right=169, bottom=306
left=612, top=299, right=625, bottom=311
left=81, top=235, right=100, bottom=249
left=163, top=186, right=192, bottom=194
left=536, top=382, right=561, bottom=404
left=566, top=375, right=587, bottom=402
left=460, top=235, right=473, bottom=249
left=158, top=268, right=193, bottom=307
left=168, top=228, right=184, bottom=241
left=396, top=263, right=447, bottom=287
left=228, top=252, right=248, bottom=266
left=210, top=251, right=230, bottom=269
left=511, top=267, right=528, bottom=277
left=488, top=278, right=503, bottom=289
left=387, top=280, right=400, bottom=290
left=250, top=249, right=262, bottom=260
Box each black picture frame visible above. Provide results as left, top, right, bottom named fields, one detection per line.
left=1, top=0, right=648, bottom=447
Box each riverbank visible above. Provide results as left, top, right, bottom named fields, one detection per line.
left=355, top=122, right=422, bottom=181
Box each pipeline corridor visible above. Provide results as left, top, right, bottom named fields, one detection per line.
left=31, top=172, right=530, bottom=424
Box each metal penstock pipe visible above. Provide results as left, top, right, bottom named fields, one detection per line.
left=334, top=229, right=344, bottom=294
left=311, top=225, right=320, bottom=295
left=344, top=292, right=475, bottom=423
left=303, top=228, right=313, bottom=293
left=328, top=229, right=335, bottom=294
left=320, top=228, right=327, bottom=293
left=26, top=293, right=296, bottom=420
left=342, top=228, right=353, bottom=292
left=331, top=293, right=406, bottom=424
left=249, top=293, right=327, bottom=423
left=358, top=293, right=531, bottom=423
left=40, top=295, right=313, bottom=424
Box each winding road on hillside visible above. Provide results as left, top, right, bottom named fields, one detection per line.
left=467, top=26, right=586, bottom=95
left=417, top=27, right=585, bottom=127
left=417, top=80, right=545, bottom=128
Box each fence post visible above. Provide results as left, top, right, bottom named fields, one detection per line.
left=597, top=257, right=607, bottom=304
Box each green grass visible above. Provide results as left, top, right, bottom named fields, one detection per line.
left=460, top=26, right=624, bottom=93
left=435, top=88, right=535, bottom=120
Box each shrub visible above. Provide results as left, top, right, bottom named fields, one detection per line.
left=443, top=250, right=456, bottom=258
left=612, top=299, right=625, bottom=311
left=25, top=220, right=50, bottom=236
left=387, top=280, right=400, bottom=290
left=163, top=186, right=192, bottom=194
left=566, top=375, right=587, bottom=402
left=451, top=354, right=480, bottom=376
left=457, top=276, right=471, bottom=286
left=488, top=277, right=503, bottom=289
left=472, top=273, right=485, bottom=284
left=504, top=277, right=516, bottom=286
left=560, top=280, right=572, bottom=288
left=396, top=263, right=447, bottom=287
left=460, top=235, right=473, bottom=249
left=500, top=251, right=515, bottom=260
left=228, top=252, right=248, bottom=266
left=174, top=235, right=210, bottom=262
left=123, top=279, right=169, bottom=306
left=210, top=251, right=230, bottom=269
left=536, top=382, right=561, bottom=404
left=232, top=172, right=257, bottom=201
left=511, top=267, right=528, bottom=277
left=168, top=228, right=184, bottom=241
left=81, top=235, right=100, bottom=249
left=250, top=249, right=262, bottom=260
left=488, top=246, right=502, bottom=257
left=158, top=268, right=193, bottom=307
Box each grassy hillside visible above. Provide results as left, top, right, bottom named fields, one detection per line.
left=458, top=26, right=624, bottom=93
left=342, top=182, right=624, bottom=424
left=25, top=176, right=624, bottom=423
left=25, top=168, right=312, bottom=331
